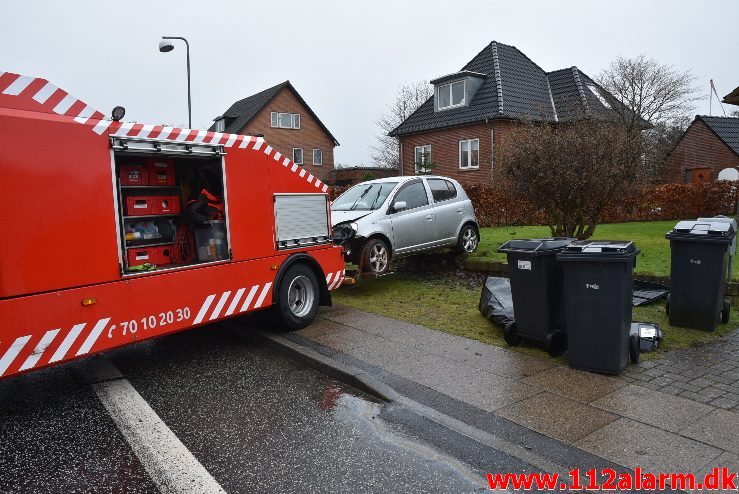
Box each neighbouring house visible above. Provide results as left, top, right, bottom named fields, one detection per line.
left=664, top=115, right=739, bottom=183
left=331, top=165, right=399, bottom=186
left=388, top=41, right=622, bottom=186
left=724, top=86, right=739, bottom=106
left=210, top=81, right=339, bottom=183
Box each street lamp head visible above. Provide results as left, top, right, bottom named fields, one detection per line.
left=158, top=39, right=174, bottom=53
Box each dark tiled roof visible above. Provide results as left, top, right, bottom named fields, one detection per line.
left=389, top=41, right=620, bottom=136
left=210, top=81, right=339, bottom=145
left=699, top=116, right=739, bottom=155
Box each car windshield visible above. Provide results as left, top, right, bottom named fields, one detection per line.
left=332, top=182, right=398, bottom=211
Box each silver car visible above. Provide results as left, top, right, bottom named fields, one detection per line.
left=331, top=176, right=480, bottom=275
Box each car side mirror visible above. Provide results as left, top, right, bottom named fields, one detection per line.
left=393, top=201, right=407, bottom=212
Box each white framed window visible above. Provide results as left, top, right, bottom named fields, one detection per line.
left=293, top=148, right=304, bottom=165
left=271, top=112, right=301, bottom=129
left=214, top=118, right=225, bottom=132
left=459, top=139, right=479, bottom=169
left=437, top=80, right=466, bottom=110
left=312, top=149, right=323, bottom=165
left=414, top=145, right=432, bottom=174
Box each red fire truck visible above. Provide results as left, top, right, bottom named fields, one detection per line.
left=0, top=71, right=346, bottom=380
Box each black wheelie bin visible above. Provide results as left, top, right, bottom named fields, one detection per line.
left=497, top=238, right=574, bottom=356
left=665, top=219, right=736, bottom=331
left=556, top=241, right=640, bottom=374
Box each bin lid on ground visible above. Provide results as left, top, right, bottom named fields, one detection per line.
left=556, top=240, right=639, bottom=262
left=498, top=238, right=575, bottom=256
left=666, top=219, right=736, bottom=244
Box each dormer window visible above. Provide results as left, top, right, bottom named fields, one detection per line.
left=437, top=80, right=466, bottom=110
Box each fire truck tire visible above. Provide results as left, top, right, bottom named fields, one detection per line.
left=271, top=263, right=320, bottom=331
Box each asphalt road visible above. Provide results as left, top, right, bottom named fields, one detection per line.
left=0, top=322, right=509, bottom=494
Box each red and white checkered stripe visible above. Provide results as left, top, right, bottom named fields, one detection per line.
left=325, top=270, right=345, bottom=290
left=0, top=317, right=112, bottom=377
left=0, top=71, right=328, bottom=193
left=192, top=282, right=274, bottom=325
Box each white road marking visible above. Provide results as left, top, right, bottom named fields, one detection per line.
left=93, top=377, right=225, bottom=494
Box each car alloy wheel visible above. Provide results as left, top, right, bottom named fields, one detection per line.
left=369, top=243, right=388, bottom=273
left=461, top=227, right=478, bottom=253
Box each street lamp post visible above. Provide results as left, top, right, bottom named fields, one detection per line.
left=159, top=36, right=192, bottom=129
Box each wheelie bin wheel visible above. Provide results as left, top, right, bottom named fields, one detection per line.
left=722, top=298, right=731, bottom=324
left=503, top=321, right=521, bottom=346
left=545, top=330, right=566, bottom=357
left=629, top=333, right=640, bottom=364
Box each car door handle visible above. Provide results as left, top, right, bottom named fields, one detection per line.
left=456, top=208, right=463, bottom=213
left=425, top=214, right=433, bottom=220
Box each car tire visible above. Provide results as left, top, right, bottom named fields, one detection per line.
left=269, top=263, right=319, bottom=331
left=545, top=330, right=566, bottom=357
left=722, top=298, right=731, bottom=324
left=362, top=238, right=390, bottom=275
left=457, top=225, right=479, bottom=253
left=503, top=321, right=521, bottom=346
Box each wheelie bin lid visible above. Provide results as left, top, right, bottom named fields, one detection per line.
left=497, top=238, right=575, bottom=256
left=556, top=240, right=640, bottom=262
left=666, top=220, right=736, bottom=244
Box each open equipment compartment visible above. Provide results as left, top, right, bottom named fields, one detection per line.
left=110, top=135, right=231, bottom=274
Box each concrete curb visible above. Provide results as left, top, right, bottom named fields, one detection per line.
left=222, top=321, right=400, bottom=403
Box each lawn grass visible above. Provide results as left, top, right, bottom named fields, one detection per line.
left=332, top=272, right=739, bottom=361
left=471, top=220, right=739, bottom=280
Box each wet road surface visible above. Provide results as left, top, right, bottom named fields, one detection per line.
left=0, top=323, right=494, bottom=493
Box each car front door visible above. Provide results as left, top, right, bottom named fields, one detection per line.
left=387, top=179, right=436, bottom=254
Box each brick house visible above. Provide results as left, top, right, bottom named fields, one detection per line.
left=210, top=81, right=339, bottom=183
left=389, top=41, right=620, bottom=186
left=663, top=116, right=739, bottom=183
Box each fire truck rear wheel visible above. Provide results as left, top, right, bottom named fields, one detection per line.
left=272, top=264, right=320, bottom=331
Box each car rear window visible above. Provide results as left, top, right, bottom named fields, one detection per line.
left=427, top=178, right=457, bottom=202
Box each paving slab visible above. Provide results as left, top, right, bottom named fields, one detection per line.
left=574, top=418, right=723, bottom=474
left=591, top=384, right=714, bottom=432
left=496, top=392, right=619, bottom=443
left=693, top=451, right=739, bottom=493
left=523, top=365, right=626, bottom=403
left=680, top=409, right=739, bottom=455
left=308, top=326, right=381, bottom=352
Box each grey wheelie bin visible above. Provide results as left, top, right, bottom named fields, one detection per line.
left=666, top=219, right=736, bottom=331
left=556, top=241, right=640, bottom=374
left=497, top=238, right=574, bottom=356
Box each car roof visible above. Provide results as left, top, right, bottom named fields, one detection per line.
left=356, top=175, right=459, bottom=186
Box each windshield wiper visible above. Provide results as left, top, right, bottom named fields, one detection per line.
left=349, top=186, right=372, bottom=211
left=369, top=186, right=383, bottom=210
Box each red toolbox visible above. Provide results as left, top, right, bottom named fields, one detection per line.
left=147, top=158, right=176, bottom=186
left=150, top=196, right=181, bottom=215
left=127, top=245, right=174, bottom=267
left=126, top=196, right=153, bottom=216
left=119, top=165, right=149, bottom=186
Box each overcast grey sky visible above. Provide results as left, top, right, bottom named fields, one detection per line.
left=2, top=1, right=737, bottom=165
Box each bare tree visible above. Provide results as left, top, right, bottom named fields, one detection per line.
left=496, top=119, right=642, bottom=239
left=596, top=54, right=700, bottom=133
left=371, top=81, right=432, bottom=168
